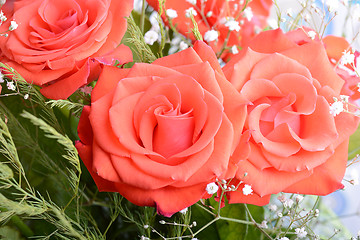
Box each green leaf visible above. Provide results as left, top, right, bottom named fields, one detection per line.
left=244, top=205, right=265, bottom=239
left=348, top=125, right=360, bottom=159
left=0, top=226, right=25, bottom=240
left=191, top=203, right=220, bottom=240
left=216, top=203, right=248, bottom=240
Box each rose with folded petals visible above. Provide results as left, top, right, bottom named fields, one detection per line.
left=75, top=41, right=248, bottom=216
left=146, top=0, right=272, bottom=59
left=322, top=36, right=360, bottom=102
left=0, top=0, right=133, bottom=99
left=285, top=28, right=360, bottom=102
left=223, top=29, right=359, bottom=203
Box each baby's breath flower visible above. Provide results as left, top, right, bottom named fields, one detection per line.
left=204, top=30, right=219, bottom=42
left=206, top=182, right=219, bottom=195
left=140, top=236, right=150, bottom=240
left=224, top=18, right=240, bottom=31
left=341, top=50, right=355, bottom=65
left=267, top=19, right=278, bottom=29
left=186, top=0, right=197, bottom=5
left=231, top=45, right=239, bottom=54
left=269, top=204, right=278, bottom=212
left=242, top=184, right=253, bottom=195
left=0, top=11, right=7, bottom=22
left=326, top=0, right=339, bottom=12
left=166, top=9, right=178, bottom=19
left=278, top=237, right=289, bottom=240
left=206, top=11, right=213, bottom=18
left=243, top=7, right=253, bottom=21
left=144, top=30, right=158, bottom=45
left=308, top=30, right=317, bottom=40
left=185, top=7, right=197, bottom=18
left=286, top=8, right=293, bottom=17
left=24, top=94, right=29, bottom=100
left=9, top=20, right=18, bottom=31
left=6, top=81, right=16, bottom=91
left=260, top=220, right=268, bottom=229
left=329, top=100, right=344, bottom=116
left=295, top=195, right=304, bottom=203
left=283, top=199, right=294, bottom=208
left=179, top=41, right=189, bottom=50
left=0, top=72, right=4, bottom=83
left=277, top=194, right=286, bottom=203
left=179, top=207, right=188, bottom=214
left=295, top=227, right=308, bottom=239
left=143, top=225, right=149, bottom=229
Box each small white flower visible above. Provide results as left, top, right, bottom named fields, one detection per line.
left=268, top=204, right=278, bottom=212
left=314, top=209, right=320, bottom=217
left=350, top=168, right=359, bottom=185
left=9, top=20, right=18, bottom=31
left=191, top=238, right=199, bottom=240
left=329, top=100, right=344, bottom=116
left=308, top=30, right=317, bottom=40
left=326, top=0, right=339, bottom=12
left=277, top=212, right=283, bottom=218
left=179, top=41, right=189, bottom=50
left=24, top=94, right=29, bottom=100
left=79, top=85, right=93, bottom=94
left=179, top=207, right=188, bottom=214
left=204, top=30, right=219, bottom=42
left=260, top=220, right=268, bottom=229
left=6, top=81, right=16, bottom=91
left=224, top=18, right=240, bottom=31
left=295, top=195, right=304, bottom=203
left=206, top=11, right=213, bottom=18
left=206, top=182, right=219, bottom=195
left=0, top=72, right=4, bottom=83
left=186, top=0, right=197, bottom=5
left=243, top=7, right=253, bottom=21
left=267, top=19, right=278, bottom=29
left=144, top=30, right=158, bottom=45
left=341, top=50, right=355, bottom=65
left=231, top=45, right=239, bottom=54
left=295, top=227, right=308, bottom=239
left=185, top=7, right=197, bottom=18
left=143, top=224, right=149, bottom=229
left=242, top=184, right=253, bottom=195
left=0, top=10, right=7, bottom=22
left=283, top=199, right=294, bottom=208
left=340, top=95, right=350, bottom=103
left=278, top=237, right=289, bottom=240
left=277, top=194, right=286, bottom=203
left=166, top=9, right=178, bottom=19
left=140, top=236, right=150, bottom=240
left=286, top=8, right=293, bottom=17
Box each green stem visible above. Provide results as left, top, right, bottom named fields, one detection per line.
left=140, top=0, right=146, bottom=34
left=10, top=215, right=34, bottom=237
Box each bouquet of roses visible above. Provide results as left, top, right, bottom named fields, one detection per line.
left=0, top=0, right=359, bottom=239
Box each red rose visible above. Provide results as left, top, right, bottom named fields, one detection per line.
left=322, top=35, right=360, bottom=102
left=75, top=41, right=247, bottom=216
left=285, top=28, right=360, bottom=102
left=223, top=29, right=359, bottom=204
left=146, top=0, right=272, bottom=59
left=0, top=0, right=133, bottom=99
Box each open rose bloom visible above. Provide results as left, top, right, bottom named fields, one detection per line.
left=146, top=0, right=272, bottom=59
left=0, top=0, right=133, bottom=99
left=223, top=29, right=359, bottom=203
left=75, top=41, right=248, bottom=216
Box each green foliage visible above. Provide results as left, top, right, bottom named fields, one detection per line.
left=125, top=15, right=157, bottom=63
